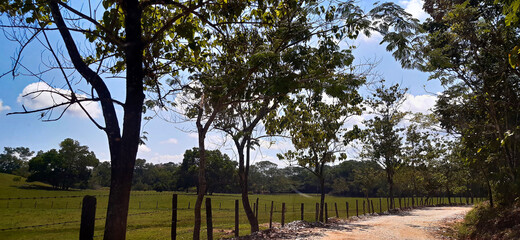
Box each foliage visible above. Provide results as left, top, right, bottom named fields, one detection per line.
left=27, top=138, right=98, bottom=189
left=0, top=147, right=33, bottom=175
left=457, top=200, right=520, bottom=239
left=176, top=147, right=238, bottom=194
left=418, top=0, right=520, bottom=205
left=361, top=83, right=407, bottom=208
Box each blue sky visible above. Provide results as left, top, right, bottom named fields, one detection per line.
left=0, top=0, right=441, bottom=166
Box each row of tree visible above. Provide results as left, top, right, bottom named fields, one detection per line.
left=2, top=0, right=517, bottom=239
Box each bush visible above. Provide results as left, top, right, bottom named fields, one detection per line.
left=458, top=200, right=520, bottom=239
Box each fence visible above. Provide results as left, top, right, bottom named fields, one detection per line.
left=0, top=193, right=484, bottom=239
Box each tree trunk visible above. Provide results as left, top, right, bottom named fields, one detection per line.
left=193, top=127, right=208, bottom=239
left=49, top=1, right=146, bottom=239
left=387, top=169, right=394, bottom=209
left=237, top=140, right=259, bottom=233
left=486, top=178, right=494, bottom=208
left=319, top=177, right=325, bottom=222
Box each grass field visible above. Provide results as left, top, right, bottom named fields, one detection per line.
left=0, top=173, right=476, bottom=239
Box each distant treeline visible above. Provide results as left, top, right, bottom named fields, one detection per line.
left=1, top=141, right=486, bottom=198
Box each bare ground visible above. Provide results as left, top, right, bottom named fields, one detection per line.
left=235, top=206, right=471, bottom=240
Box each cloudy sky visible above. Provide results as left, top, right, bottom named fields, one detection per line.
left=0, top=0, right=440, bottom=167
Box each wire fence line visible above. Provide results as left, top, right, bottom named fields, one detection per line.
left=1, top=193, right=481, bottom=239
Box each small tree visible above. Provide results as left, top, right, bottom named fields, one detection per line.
left=362, top=83, right=407, bottom=209
left=266, top=81, right=363, bottom=222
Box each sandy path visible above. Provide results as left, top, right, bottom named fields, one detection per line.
left=309, top=206, right=471, bottom=240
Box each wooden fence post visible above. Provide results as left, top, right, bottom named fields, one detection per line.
left=386, top=198, right=389, bottom=210
left=325, top=203, right=328, bottom=223
left=346, top=202, right=349, bottom=218
left=269, top=201, right=274, bottom=229
left=235, top=200, right=239, bottom=237
left=79, top=195, right=96, bottom=240
left=363, top=200, right=365, bottom=215
left=301, top=203, right=304, bottom=221
left=335, top=203, right=339, bottom=218
left=379, top=198, right=382, bottom=213
left=371, top=200, right=375, bottom=214
left=206, top=198, right=213, bottom=240
left=315, top=203, right=319, bottom=222
left=356, top=200, right=359, bottom=217
left=172, top=194, right=177, bottom=240
left=281, top=203, right=286, bottom=227
left=399, top=198, right=402, bottom=209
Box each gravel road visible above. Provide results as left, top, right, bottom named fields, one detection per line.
left=306, top=206, right=471, bottom=240
left=238, top=206, right=471, bottom=240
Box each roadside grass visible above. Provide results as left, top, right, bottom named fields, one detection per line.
left=0, top=173, right=470, bottom=239
left=456, top=200, right=520, bottom=240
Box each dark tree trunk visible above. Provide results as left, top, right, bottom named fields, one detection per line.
left=49, top=1, right=145, bottom=239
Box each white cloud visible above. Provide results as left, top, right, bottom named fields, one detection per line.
left=18, top=82, right=102, bottom=118
left=401, top=93, right=437, bottom=114
left=138, top=144, right=152, bottom=153
left=0, top=99, right=11, bottom=112
left=400, top=0, right=428, bottom=22
left=149, top=154, right=184, bottom=164
left=161, top=138, right=179, bottom=144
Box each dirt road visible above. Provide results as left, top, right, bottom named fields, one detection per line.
left=307, top=206, right=471, bottom=240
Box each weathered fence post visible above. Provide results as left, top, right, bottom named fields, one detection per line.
left=379, top=198, right=382, bottom=213
left=79, top=195, right=96, bottom=240
left=281, top=203, right=286, bottom=227
left=301, top=203, right=304, bottom=221
left=386, top=198, right=389, bottom=210
left=206, top=198, right=213, bottom=240
left=346, top=202, right=349, bottom=218
left=399, top=198, right=402, bottom=209
left=371, top=200, right=375, bottom=214
left=235, top=200, right=239, bottom=237
left=269, top=201, right=274, bottom=229
left=362, top=200, right=365, bottom=215
left=315, top=203, right=319, bottom=222
left=335, top=203, right=339, bottom=218
left=325, top=203, right=328, bottom=223
left=356, top=200, right=359, bottom=217
left=172, top=194, right=177, bottom=240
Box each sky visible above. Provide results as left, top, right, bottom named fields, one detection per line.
left=0, top=0, right=441, bottom=167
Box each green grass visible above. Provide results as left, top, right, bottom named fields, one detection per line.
left=0, top=173, right=475, bottom=239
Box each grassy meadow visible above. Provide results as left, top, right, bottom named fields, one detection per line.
left=0, top=173, right=472, bottom=239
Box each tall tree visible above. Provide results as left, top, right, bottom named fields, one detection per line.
left=0, top=1, right=255, bottom=238
left=362, top=83, right=407, bottom=209
left=266, top=79, right=363, bottom=222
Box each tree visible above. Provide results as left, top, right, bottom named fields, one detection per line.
left=176, top=147, right=237, bottom=193
left=0, top=1, right=257, bottom=238
left=90, top=161, right=111, bottom=188
left=59, top=138, right=99, bottom=189
left=362, top=83, right=407, bottom=209
left=27, top=138, right=98, bottom=189
left=0, top=147, right=33, bottom=175
left=266, top=79, right=363, bottom=222
left=417, top=0, right=520, bottom=205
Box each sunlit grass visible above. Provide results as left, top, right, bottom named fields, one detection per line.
left=0, top=173, right=473, bottom=239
